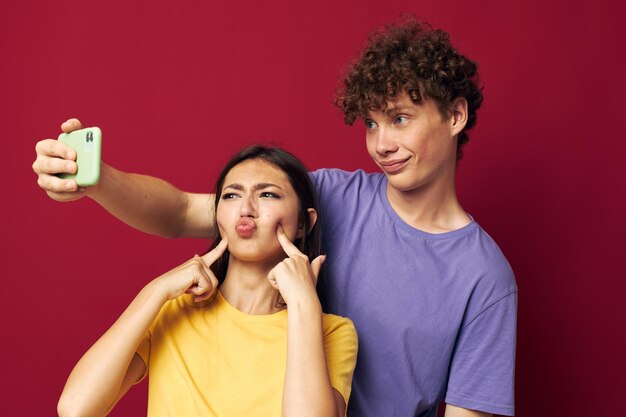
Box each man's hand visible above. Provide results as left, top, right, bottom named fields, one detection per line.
left=32, top=118, right=87, bottom=201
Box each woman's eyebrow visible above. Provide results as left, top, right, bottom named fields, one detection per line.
left=223, top=183, right=283, bottom=191
left=253, top=183, right=283, bottom=191
left=223, top=183, right=244, bottom=191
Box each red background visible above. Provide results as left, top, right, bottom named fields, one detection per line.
left=2, top=1, right=625, bottom=416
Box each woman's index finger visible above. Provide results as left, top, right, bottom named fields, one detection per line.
left=276, top=225, right=302, bottom=257
left=201, top=238, right=228, bottom=266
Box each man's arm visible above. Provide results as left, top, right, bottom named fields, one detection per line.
left=444, top=404, right=492, bottom=417
left=89, top=163, right=214, bottom=238
left=32, top=118, right=215, bottom=238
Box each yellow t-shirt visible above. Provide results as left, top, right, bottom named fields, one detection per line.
left=136, top=291, right=357, bottom=417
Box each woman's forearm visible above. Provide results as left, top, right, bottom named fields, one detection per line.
left=58, top=247, right=225, bottom=417
left=283, top=300, right=339, bottom=417
left=88, top=163, right=215, bottom=239
left=58, top=281, right=167, bottom=417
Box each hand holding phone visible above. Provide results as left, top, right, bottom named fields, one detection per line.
left=57, top=127, right=102, bottom=186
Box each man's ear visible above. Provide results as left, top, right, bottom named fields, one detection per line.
left=297, top=208, right=318, bottom=238
left=450, top=98, right=468, bottom=136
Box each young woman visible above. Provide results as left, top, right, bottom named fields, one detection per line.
left=57, top=145, right=358, bottom=417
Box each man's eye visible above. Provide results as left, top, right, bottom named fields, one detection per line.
left=395, top=116, right=408, bottom=125
left=260, top=192, right=280, bottom=199
left=365, top=120, right=377, bottom=129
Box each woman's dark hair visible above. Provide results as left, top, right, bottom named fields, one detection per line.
left=206, top=145, right=323, bottom=287
left=335, top=15, right=484, bottom=159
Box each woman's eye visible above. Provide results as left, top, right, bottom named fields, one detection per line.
left=221, top=193, right=238, bottom=200
left=260, top=192, right=280, bottom=199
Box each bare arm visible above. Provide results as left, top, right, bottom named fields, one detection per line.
left=58, top=283, right=163, bottom=417
left=283, top=299, right=344, bottom=417
left=33, top=118, right=215, bottom=238
left=269, top=227, right=343, bottom=417
left=89, top=163, right=214, bottom=238
left=444, top=404, right=492, bottom=417
left=58, top=241, right=227, bottom=417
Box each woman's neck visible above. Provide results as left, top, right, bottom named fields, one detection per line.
left=219, top=259, right=284, bottom=315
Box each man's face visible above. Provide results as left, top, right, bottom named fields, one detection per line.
left=364, top=94, right=460, bottom=195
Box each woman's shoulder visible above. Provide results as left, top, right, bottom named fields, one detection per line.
left=321, top=314, right=358, bottom=362
left=156, top=294, right=217, bottom=320
left=322, top=313, right=357, bottom=339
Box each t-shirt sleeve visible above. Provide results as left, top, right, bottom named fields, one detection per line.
left=322, top=315, right=358, bottom=408
left=134, top=329, right=152, bottom=383
left=445, top=291, right=517, bottom=416
left=309, top=168, right=377, bottom=238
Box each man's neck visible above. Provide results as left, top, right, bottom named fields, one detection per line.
left=386, top=173, right=470, bottom=234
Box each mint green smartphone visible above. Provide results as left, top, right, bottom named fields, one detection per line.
left=58, top=127, right=102, bottom=186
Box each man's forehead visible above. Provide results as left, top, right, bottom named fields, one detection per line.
left=366, top=96, right=423, bottom=117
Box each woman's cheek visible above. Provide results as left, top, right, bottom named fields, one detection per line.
left=217, top=223, right=227, bottom=239
left=215, top=209, right=230, bottom=240
left=267, top=214, right=299, bottom=241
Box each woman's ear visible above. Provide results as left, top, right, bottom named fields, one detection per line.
left=297, top=208, right=318, bottom=238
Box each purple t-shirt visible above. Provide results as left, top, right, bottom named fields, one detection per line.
left=311, top=169, right=517, bottom=417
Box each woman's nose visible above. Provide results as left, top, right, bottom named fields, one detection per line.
left=239, top=195, right=257, bottom=217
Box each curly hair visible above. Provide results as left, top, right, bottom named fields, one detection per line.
left=335, top=16, right=483, bottom=158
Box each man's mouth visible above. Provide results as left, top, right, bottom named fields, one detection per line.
left=378, top=157, right=410, bottom=174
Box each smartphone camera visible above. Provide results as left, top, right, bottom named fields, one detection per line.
left=85, top=131, right=94, bottom=152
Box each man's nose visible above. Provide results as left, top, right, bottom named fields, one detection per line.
left=375, top=127, right=399, bottom=155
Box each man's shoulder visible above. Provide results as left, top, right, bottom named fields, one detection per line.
left=310, top=169, right=385, bottom=223
left=470, top=223, right=514, bottom=273
left=459, top=221, right=517, bottom=301
left=310, top=168, right=383, bottom=190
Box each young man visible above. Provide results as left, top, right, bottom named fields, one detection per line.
left=33, top=18, right=516, bottom=417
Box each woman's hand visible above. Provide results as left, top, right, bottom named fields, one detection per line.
left=153, top=238, right=228, bottom=302
left=59, top=238, right=228, bottom=417
left=267, top=226, right=325, bottom=307
left=270, top=226, right=342, bottom=417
